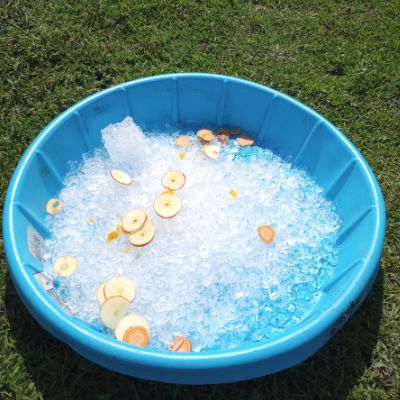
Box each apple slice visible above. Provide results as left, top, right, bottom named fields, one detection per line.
left=153, top=193, right=182, bottom=218
left=129, top=220, right=155, bottom=247
left=46, top=198, right=63, bottom=215
left=217, top=133, right=229, bottom=144
left=110, top=169, right=131, bottom=185
left=96, top=282, right=106, bottom=304
left=161, top=171, right=186, bottom=191
left=202, top=144, right=220, bottom=160
left=99, top=296, right=130, bottom=329
left=123, top=326, right=149, bottom=347
left=196, top=129, right=215, bottom=143
left=169, top=336, right=192, bottom=352
left=258, top=225, right=275, bottom=244
left=175, top=135, right=190, bottom=147
left=104, top=277, right=136, bottom=302
left=53, top=256, right=78, bottom=277
left=114, top=313, right=150, bottom=341
left=236, top=135, right=254, bottom=146
left=122, top=210, right=148, bottom=233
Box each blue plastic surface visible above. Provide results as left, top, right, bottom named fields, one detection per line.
left=3, top=73, right=385, bottom=384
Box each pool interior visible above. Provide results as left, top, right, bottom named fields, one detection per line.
left=10, top=78, right=379, bottom=355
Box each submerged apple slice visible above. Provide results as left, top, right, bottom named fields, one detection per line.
left=122, top=210, right=148, bottom=233
left=110, top=169, right=131, bottom=185
left=129, top=220, right=155, bottom=247
left=103, top=276, right=136, bottom=302
left=123, top=326, right=149, bottom=347
left=99, top=295, right=130, bottom=329
left=202, top=144, right=220, bottom=160
left=53, top=256, right=78, bottom=277
left=197, top=129, right=215, bottom=143
left=161, top=171, right=186, bottom=191
left=236, top=135, right=254, bottom=146
left=114, top=313, right=150, bottom=341
left=175, top=135, right=191, bottom=147
left=169, top=336, right=192, bottom=352
left=258, top=225, right=275, bottom=244
left=153, top=193, right=182, bottom=218
left=46, top=198, right=63, bottom=215
left=96, top=282, right=106, bottom=304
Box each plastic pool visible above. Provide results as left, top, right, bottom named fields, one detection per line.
left=3, top=73, right=385, bottom=384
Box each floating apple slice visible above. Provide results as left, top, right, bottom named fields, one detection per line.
left=110, top=169, right=131, bottom=185
left=179, top=151, right=186, bottom=160
left=122, top=210, right=148, bottom=233
left=202, top=144, right=220, bottom=160
left=169, top=336, right=192, bottom=352
left=175, top=135, right=190, bottom=147
left=258, top=225, right=275, bottom=244
left=104, top=277, right=136, bottom=302
left=114, top=313, right=150, bottom=341
left=99, top=296, right=130, bottom=329
left=129, top=220, right=155, bottom=247
left=153, top=193, right=182, bottom=218
left=53, top=256, right=78, bottom=277
left=46, top=198, right=63, bottom=215
left=197, top=129, right=215, bottom=143
left=161, top=171, right=186, bottom=191
left=123, top=326, right=149, bottom=347
left=236, top=135, right=254, bottom=146
left=96, top=282, right=106, bottom=304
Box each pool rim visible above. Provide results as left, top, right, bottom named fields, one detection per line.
left=3, top=73, right=386, bottom=375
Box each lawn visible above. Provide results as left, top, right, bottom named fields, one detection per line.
left=0, top=1, right=399, bottom=399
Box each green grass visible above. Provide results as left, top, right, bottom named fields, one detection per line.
left=0, top=1, right=399, bottom=398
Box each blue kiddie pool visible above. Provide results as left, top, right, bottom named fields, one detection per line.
left=3, top=73, right=385, bottom=384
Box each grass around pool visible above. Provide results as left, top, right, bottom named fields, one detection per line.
left=0, top=1, right=399, bottom=399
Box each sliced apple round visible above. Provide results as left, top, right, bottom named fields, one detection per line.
left=53, top=256, right=78, bottom=277
left=161, top=171, right=186, bottom=191
left=122, top=210, right=148, bottom=233
left=114, top=313, right=150, bottom=341
left=46, top=198, right=63, bottom=215
left=110, top=169, right=131, bottom=185
left=99, top=295, right=130, bottom=329
left=175, top=135, right=191, bottom=147
left=129, top=220, right=155, bottom=247
left=169, top=336, right=192, bottom=352
left=236, top=135, right=254, bottom=146
left=153, top=193, right=182, bottom=218
left=202, top=144, right=220, bottom=160
left=103, top=276, right=136, bottom=302
left=258, top=225, right=275, bottom=244
left=96, top=282, right=106, bottom=304
left=123, top=326, right=149, bottom=348
left=196, top=129, right=215, bottom=143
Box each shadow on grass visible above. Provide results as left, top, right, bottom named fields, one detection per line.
left=5, top=269, right=383, bottom=400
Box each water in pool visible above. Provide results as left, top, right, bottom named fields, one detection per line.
left=43, top=117, right=341, bottom=352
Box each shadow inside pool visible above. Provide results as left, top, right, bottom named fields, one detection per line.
left=5, top=269, right=383, bottom=400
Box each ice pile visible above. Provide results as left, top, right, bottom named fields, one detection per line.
left=44, top=117, right=341, bottom=352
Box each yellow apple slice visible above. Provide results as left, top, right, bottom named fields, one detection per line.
left=236, top=135, right=254, bottom=146
left=122, top=210, right=148, bottom=233
left=99, top=296, right=130, bottom=329
left=175, top=135, right=191, bottom=147
left=110, top=169, right=131, bottom=185
left=161, top=171, right=186, bottom=191
left=96, top=282, right=106, bottom=304
left=123, top=326, right=149, bottom=347
left=53, top=256, right=78, bottom=277
left=129, top=220, right=155, bottom=247
left=202, top=144, right=220, bottom=160
left=46, top=198, right=63, bottom=215
left=197, top=129, right=215, bottom=142
left=153, top=193, right=182, bottom=218
left=114, top=313, right=150, bottom=341
left=103, top=276, right=136, bottom=302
